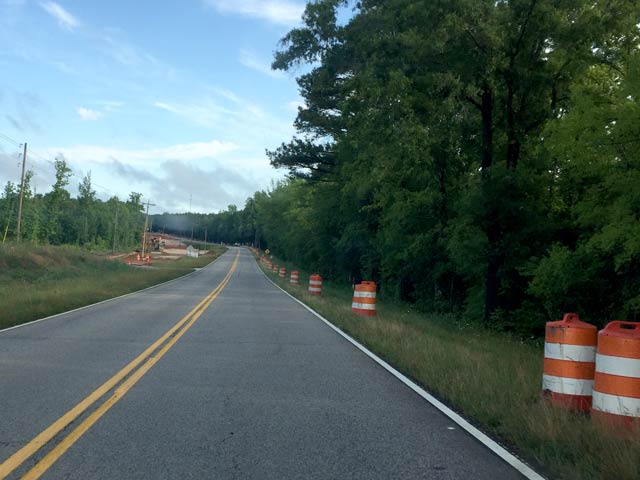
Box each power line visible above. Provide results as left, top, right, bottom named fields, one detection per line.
left=26, top=147, right=57, bottom=166
left=0, top=131, right=22, bottom=148
left=0, top=136, right=131, bottom=200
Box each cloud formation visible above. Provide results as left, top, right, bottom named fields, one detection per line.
left=76, top=107, right=102, bottom=121
left=0, top=89, right=45, bottom=133
left=153, top=93, right=294, bottom=149
left=107, top=158, right=254, bottom=212
left=39, top=1, right=79, bottom=30
left=239, top=49, right=284, bottom=79
left=204, top=0, right=304, bottom=26
left=43, top=140, right=239, bottom=165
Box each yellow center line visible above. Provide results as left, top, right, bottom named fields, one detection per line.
left=0, top=252, right=239, bottom=480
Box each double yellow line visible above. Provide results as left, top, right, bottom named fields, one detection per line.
left=0, top=252, right=239, bottom=480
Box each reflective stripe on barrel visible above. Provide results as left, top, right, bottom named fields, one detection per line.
left=308, top=274, right=322, bottom=295
left=352, top=281, right=377, bottom=316
left=542, top=313, right=596, bottom=412
left=290, top=270, right=299, bottom=284
left=592, top=321, right=640, bottom=429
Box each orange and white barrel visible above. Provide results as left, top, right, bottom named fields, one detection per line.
left=309, top=274, right=322, bottom=295
left=279, top=267, right=286, bottom=278
left=290, top=270, right=299, bottom=285
left=352, top=281, right=377, bottom=316
left=592, top=321, right=640, bottom=429
left=542, top=313, right=597, bottom=412
left=272, top=264, right=278, bottom=273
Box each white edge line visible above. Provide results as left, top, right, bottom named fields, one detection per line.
left=255, top=256, right=546, bottom=480
left=0, top=250, right=229, bottom=335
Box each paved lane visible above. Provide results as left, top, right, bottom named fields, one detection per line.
left=1, top=247, right=525, bottom=479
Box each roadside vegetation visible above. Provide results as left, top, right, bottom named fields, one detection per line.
left=1, top=158, right=148, bottom=250
left=260, top=256, right=640, bottom=480
left=153, top=251, right=225, bottom=270
left=0, top=244, right=225, bottom=330
left=154, top=1, right=640, bottom=337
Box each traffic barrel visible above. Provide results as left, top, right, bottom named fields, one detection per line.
left=352, top=281, right=377, bottom=316
left=290, top=270, right=299, bottom=285
left=592, top=321, right=640, bottom=429
left=542, top=313, right=597, bottom=412
left=309, top=274, right=322, bottom=295
left=272, top=264, right=278, bottom=273
left=279, top=267, right=286, bottom=278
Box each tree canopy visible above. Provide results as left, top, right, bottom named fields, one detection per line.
left=158, top=0, right=639, bottom=335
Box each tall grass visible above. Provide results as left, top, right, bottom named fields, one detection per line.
left=0, top=244, right=225, bottom=330
left=260, top=255, right=640, bottom=480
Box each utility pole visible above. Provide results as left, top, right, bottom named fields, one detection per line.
left=16, top=142, right=27, bottom=242
left=189, top=194, right=194, bottom=241
left=141, top=200, right=155, bottom=258
left=112, top=209, right=118, bottom=253
left=204, top=227, right=207, bottom=244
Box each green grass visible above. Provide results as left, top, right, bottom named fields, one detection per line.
left=152, top=249, right=226, bottom=270
left=0, top=244, right=226, bottom=330
left=259, top=254, right=640, bottom=480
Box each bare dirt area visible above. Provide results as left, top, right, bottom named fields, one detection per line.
left=120, top=234, right=212, bottom=266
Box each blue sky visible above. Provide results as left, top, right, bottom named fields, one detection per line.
left=0, top=0, right=307, bottom=213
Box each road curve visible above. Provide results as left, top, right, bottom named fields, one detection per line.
left=0, top=247, right=526, bottom=479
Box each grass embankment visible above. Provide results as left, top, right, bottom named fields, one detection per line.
left=258, top=256, right=640, bottom=480
left=153, top=254, right=222, bottom=270
left=0, top=244, right=226, bottom=330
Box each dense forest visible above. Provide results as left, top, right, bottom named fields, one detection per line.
left=156, top=0, right=640, bottom=335
left=1, top=158, right=145, bottom=250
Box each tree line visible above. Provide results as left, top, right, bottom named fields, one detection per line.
left=157, top=0, right=639, bottom=335
left=1, top=158, right=145, bottom=250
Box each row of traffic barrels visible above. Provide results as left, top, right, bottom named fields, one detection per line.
left=258, top=256, right=378, bottom=316
left=543, top=313, right=640, bottom=430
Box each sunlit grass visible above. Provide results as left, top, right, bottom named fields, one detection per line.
left=258, top=254, right=640, bottom=480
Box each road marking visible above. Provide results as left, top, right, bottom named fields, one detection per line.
left=256, top=259, right=546, bottom=480
left=0, top=252, right=238, bottom=480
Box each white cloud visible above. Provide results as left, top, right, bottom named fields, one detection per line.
left=106, top=159, right=255, bottom=212
left=76, top=107, right=103, bottom=121
left=153, top=93, right=294, bottom=146
left=43, top=140, right=238, bottom=165
left=204, top=0, right=304, bottom=26
left=239, top=49, right=284, bottom=79
left=101, top=34, right=144, bottom=66
left=96, top=100, right=124, bottom=112
left=39, top=1, right=79, bottom=31
left=286, top=100, right=305, bottom=112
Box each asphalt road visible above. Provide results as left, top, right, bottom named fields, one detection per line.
left=0, top=247, right=526, bottom=479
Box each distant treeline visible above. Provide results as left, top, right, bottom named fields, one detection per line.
left=1, top=158, right=145, bottom=250
left=156, top=1, right=640, bottom=335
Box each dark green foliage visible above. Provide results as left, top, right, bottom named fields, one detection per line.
left=12, top=0, right=637, bottom=336
left=159, top=0, right=639, bottom=336
left=0, top=159, right=145, bottom=250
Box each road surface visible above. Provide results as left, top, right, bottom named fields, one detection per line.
left=0, top=247, right=526, bottom=479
